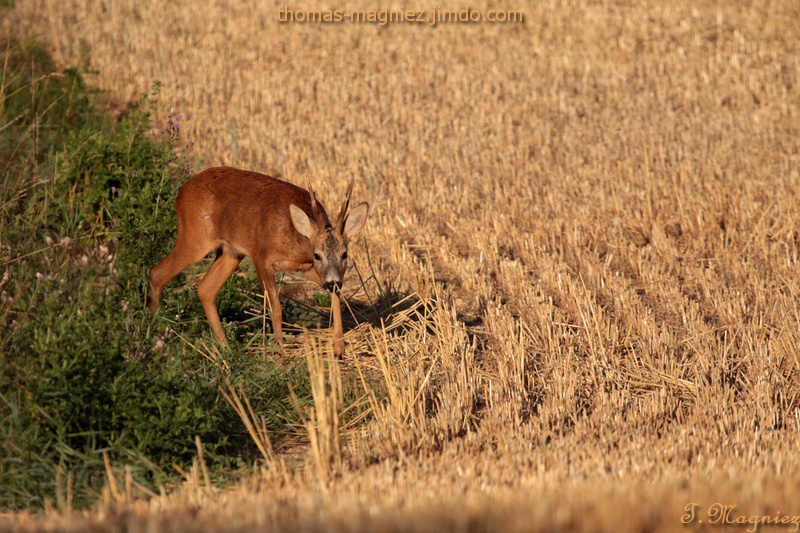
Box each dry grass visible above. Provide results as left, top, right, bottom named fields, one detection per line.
left=4, top=0, right=800, bottom=530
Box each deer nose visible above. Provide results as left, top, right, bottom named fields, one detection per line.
left=324, top=280, right=341, bottom=294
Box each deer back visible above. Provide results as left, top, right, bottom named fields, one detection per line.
left=176, top=167, right=366, bottom=286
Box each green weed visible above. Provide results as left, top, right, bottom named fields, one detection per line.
left=0, top=39, right=314, bottom=511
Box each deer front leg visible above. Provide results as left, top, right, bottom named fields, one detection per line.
left=330, top=291, right=345, bottom=358
left=303, top=269, right=345, bottom=357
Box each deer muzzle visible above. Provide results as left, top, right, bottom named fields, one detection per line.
left=323, top=280, right=342, bottom=294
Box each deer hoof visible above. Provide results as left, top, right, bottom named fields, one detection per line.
left=333, top=340, right=345, bottom=359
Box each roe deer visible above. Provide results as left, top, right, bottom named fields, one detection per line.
left=147, top=166, right=369, bottom=356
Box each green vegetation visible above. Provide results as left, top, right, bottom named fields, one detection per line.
left=0, top=38, right=314, bottom=511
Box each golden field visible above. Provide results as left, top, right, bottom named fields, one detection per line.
left=4, top=0, right=800, bottom=530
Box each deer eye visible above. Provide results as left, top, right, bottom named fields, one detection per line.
left=341, top=251, right=348, bottom=261
left=313, top=253, right=322, bottom=262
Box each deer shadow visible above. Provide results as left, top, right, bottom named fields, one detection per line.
left=279, top=282, right=424, bottom=338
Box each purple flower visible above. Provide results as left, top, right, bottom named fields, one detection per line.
left=176, top=113, right=184, bottom=120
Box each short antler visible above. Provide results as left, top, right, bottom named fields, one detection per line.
left=337, top=179, right=354, bottom=232
left=305, top=176, right=316, bottom=211
left=305, top=176, right=329, bottom=229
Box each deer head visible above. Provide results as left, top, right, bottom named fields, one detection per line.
left=288, top=180, right=369, bottom=294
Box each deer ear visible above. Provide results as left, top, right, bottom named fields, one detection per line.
left=290, top=204, right=317, bottom=240
left=342, top=202, right=369, bottom=240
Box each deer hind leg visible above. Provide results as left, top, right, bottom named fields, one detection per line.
left=197, top=252, right=242, bottom=345
left=148, top=238, right=213, bottom=313
left=254, top=263, right=283, bottom=343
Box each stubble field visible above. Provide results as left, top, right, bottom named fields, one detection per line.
left=5, top=0, right=800, bottom=531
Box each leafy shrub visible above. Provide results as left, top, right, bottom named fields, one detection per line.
left=0, top=40, right=309, bottom=511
